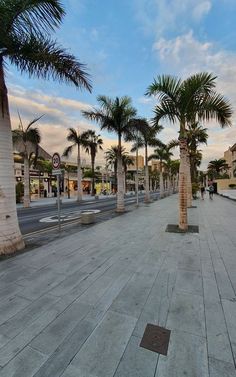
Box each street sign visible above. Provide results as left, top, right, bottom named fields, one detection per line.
left=52, top=153, right=61, bottom=169
left=52, top=169, right=62, bottom=175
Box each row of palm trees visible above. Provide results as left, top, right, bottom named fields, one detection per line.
left=0, top=1, right=233, bottom=254
left=12, top=112, right=180, bottom=211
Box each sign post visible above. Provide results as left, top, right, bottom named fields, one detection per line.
left=52, top=153, right=61, bottom=232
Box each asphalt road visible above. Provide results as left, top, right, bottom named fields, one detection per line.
left=17, top=193, right=159, bottom=235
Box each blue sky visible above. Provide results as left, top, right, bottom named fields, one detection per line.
left=8, top=0, right=236, bottom=167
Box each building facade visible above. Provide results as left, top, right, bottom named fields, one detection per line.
left=223, top=143, right=236, bottom=178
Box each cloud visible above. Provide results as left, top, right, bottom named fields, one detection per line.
left=151, top=31, right=236, bottom=167
left=134, top=0, right=212, bottom=37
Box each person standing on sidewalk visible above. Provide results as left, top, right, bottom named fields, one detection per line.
left=200, top=184, right=205, bottom=200
left=208, top=184, right=214, bottom=200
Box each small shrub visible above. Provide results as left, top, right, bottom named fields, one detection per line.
left=229, top=183, right=236, bottom=189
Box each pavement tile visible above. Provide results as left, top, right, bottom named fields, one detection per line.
left=155, top=330, right=209, bottom=377
left=71, top=310, right=137, bottom=377
left=208, top=357, right=236, bottom=377
left=167, top=292, right=205, bottom=337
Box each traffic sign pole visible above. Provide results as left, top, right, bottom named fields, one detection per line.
left=57, top=175, right=61, bottom=232
left=52, top=153, right=61, bottom=232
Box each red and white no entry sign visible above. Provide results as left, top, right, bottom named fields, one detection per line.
left=52, top=153, right=61, bottom=169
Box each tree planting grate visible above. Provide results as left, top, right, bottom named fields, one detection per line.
left=140, top=324, right=171, bottom=356
left=166, top=224, right=199, bottom=233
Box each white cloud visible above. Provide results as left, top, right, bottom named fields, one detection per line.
left=192, top=1, right=211, bottom=21
left=134, top=0, right=212, bottom=37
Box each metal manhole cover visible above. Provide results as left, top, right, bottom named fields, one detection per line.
left=140, top=324, right=171, bottom=356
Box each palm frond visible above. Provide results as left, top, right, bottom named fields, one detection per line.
left=146, top=75, right=182, bottom=103
left=9, top=36, right=92, bottom=91
left=12, top=129, right=23, bottom=144
left=3, top=0, right=64, bottom=38
left=66, top=128, right=78, bottom=142
left=26, top=127, right=41, bottom=144
left=26, top=114, right=44, bottom=130
left=168, top=139, right=179, bottom=150
left=198, top=92, right=232, bottom=128
left=152, top=103, right=178, bottom=126
left=62, top=144, right=74, bottom=157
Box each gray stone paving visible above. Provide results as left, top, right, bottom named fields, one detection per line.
left=0, top=194, right=236, bottom=376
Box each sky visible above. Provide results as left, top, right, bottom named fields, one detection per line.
left=7, top=0, right=236, bottom=168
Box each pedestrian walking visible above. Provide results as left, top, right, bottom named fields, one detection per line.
left=208, top=184, right=214, bottom=200
left=200, top=184, right=205, bottom=200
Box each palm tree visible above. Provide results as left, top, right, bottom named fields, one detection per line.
left=0, top=1, right=91, bottom=254
left=169, top=159, right=180, bottom=193
left=149, top=144, right=173, bottom=199
left=82, top=96, right=137, bottom=212
left=146, top=73, right=232, bottom=230
left=208, top=159, right=229, bottom=179
left=122, top=154, right=134, bottom=192
left=168, top=122, right=208, bottom=205
left=187, top=123, right=208, bottom=182
left=63, top=128, right=90, bottom=202
left=128, top=119, right=163, bottom=202
left=12, top=114, right=42, bottom=208
left=105, top=146, right=132, bottom=193
left=83, top=130, right=103, bottom=196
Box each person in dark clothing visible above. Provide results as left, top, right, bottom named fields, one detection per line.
left=200, top=184, right=205, bottom=200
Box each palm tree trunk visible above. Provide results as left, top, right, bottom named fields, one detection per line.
left=0, top=58, right=24, bottom=254
left=117, top=134, right=125, bottom=212
left=144, top=144, right=150, bottom=202
left=160, top=161, right=164, bottom=198
left=91, top=154, right=95, bottom=196
left=23, top=156, right=30, bottom=208
left=186, top=151, right=192, bottom=207
left=178, top=138, right=188, bottom=230
left=77, top=145, right=82, bottom=201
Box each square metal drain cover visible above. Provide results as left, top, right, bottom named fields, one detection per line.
left=140, top=324, right=171, bottom=356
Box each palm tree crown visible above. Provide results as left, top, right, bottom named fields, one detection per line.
left=84, top=130, right=103, bottom=195
left=0, top=0, right=92, bottom=92
left=12, top=114, right=42, bottom=159
left=208, top=158, right=229, bottom=179
left=146, top=73, right=232, bottom=135
left=82, top=96, right=137, bottom=139
left=63, top=128, right=89, bottom=158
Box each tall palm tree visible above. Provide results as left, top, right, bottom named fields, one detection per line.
left=0, top=0, right=91, bottom=254
left=63, top=128, right=89, bottom=202
left=169, top=159, right=180, bottom=193
left=122, top=154, right=134, bottom=192
left=146, top=73, right=232, bottom=230
left=84, top=130, right=103, bottom=196
left=12, top=114, right=42, bottom=208
left=128, top=119, right=163, bottom=202
left=82, top=96, right=137, bottom=212
left=187, top=123, right=208, bottom=183
left=207, top=159, right=229, bottom=179
left=149, top=144, right=173, bottom=199
left=105, top=146, right=120, bottom=191
left=105, top=146, right=131, bottom=193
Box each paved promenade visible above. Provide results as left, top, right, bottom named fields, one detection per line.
left=0, top=194, right=236, bottom=376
